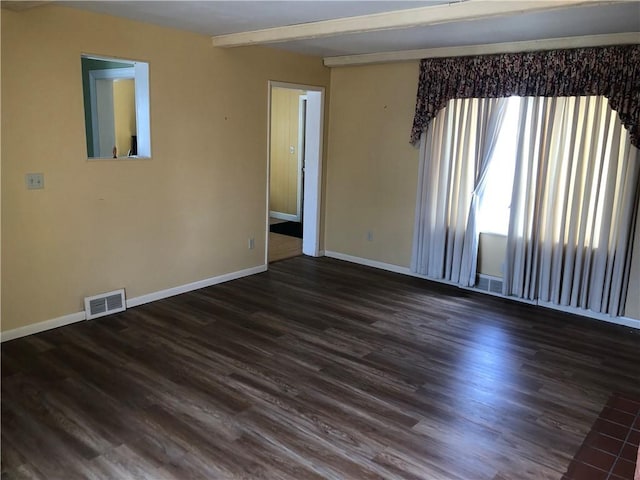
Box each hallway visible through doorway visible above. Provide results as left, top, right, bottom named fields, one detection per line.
left=268, top=218, right=301, bottom=262
left=266, top=81, right=324, bottom=264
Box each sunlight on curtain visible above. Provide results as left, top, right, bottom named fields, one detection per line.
left=411, top=98, right=507, bottom=283
left=476, top=99, right=520, bottom=236
left=504, top=96, right=639, bottom=315
left=458, top=98, right=508, bottom=286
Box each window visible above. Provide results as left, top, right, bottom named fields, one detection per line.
left=476, top=97, right=520, bottom=235
left=81, top=55, right=151, bottom=159
left=500, top=95, right=637, bottom=314
left=477, top=95, right=631, bottom=246
left=412, top=93, right=636, bottom=299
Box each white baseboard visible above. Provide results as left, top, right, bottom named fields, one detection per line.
left=324, top=250, right=459, bottom=285
left=323, top=250, right=640, bottom=330
left=269, top=211, right=299, bottom=222
left=616, top=317, right=640, bottom=330
left=0, top=311, right=87, bottom=343
left=4, top=254, right=637, bottom=342
left=126, top=264, right=267, bottom=308
left=537, top=301, right=640, bottom=330
left=0, top=264, right=268, bottom=342
left=324, top=250, right=413, bottom=276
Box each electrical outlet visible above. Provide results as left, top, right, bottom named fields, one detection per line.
left=366, top=230, right=374, bottom=241
left=248, top=237, right=255, bottom=250
left=25, top=173, right=44, bottom=190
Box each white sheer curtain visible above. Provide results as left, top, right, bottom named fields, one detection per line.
left=504, top=96, right=640, bottom=315
left=411, top=98, right=507, bottom=283
left=459, top=98, right=508, bottom=286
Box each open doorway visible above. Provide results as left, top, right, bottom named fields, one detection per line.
left=267, top=82, right=324, bottom=263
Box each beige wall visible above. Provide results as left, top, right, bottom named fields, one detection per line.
left=478, top=233, right=507, bottom=278
left=270, top=87, right=303, bottom=216
left=113, top=78, right=136, bottom=157
left=325, top=61, right=640, bottom=321
left=1, top=5, right=330, bottom=331
left=325, top=62, right=420, bottom=266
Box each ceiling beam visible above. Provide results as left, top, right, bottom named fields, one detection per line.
left=323, top=32, right=640, bottom=67
left=211, top=0, right=622, bottom=48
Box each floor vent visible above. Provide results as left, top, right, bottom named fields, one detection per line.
left=84, top=289, right=126, bottom=320
left=474, top=275, right=504, bottom=295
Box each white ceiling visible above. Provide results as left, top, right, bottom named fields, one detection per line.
left=60, top=1, right=442, bottom=36
left=42, top=1, right=640, bottom=58
left=276, top=3, right=640, bottom=57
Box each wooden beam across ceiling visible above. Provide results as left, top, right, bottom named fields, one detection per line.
left=323, top=32, right=640, bottom=67
left=211, top=0, right=625, bottom=48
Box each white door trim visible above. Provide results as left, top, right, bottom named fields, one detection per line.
left=88, top=67, right=134, bottom=158
left=297, top=95, right=307, bottom=222
left=266, top=81, right=325, bottom=263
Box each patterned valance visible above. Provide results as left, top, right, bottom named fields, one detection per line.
left=410, top=45, right=640, bottom=148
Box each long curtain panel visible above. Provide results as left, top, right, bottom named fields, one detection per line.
left=411, top=97, right=506, bottom=283
left=458, top=98, right=508, bottom=286
left=503, top=96, right=640, bottom=315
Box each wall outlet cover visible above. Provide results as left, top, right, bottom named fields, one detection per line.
left=26, top=173, right=44, bottom=189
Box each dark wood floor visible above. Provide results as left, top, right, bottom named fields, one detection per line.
left=2, top=256, right=639, bottom=480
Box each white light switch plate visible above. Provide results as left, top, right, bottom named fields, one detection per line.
left=26, top=173, right=44, bottom=190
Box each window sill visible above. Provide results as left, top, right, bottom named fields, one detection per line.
left=88, top=156, right=151, bottom=161
left=479, top=232, right=507, bottom=239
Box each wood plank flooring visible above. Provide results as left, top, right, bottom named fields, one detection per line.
left=268, top=232, right=302, bottom=263
left=2, top=256, right=639, bottom=479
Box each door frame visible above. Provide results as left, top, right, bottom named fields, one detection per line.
left=296, top=94, right=307, bottom=222
left=266, top=81, right=325, bottom=263
left=89, top=67, right=134, bottom=157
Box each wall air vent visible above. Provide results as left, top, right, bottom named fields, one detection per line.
left=489, top=278, right=504, bottom=294
left=84, top=289, right=126, bottom=320
left=476, top=276, right=490, bottom=291
left=474, top=275, right=504, bottom=296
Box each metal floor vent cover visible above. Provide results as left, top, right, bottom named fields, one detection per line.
left=84, top=289, right=126, bottom=320
left=475, top=275, right=504, bottom=295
